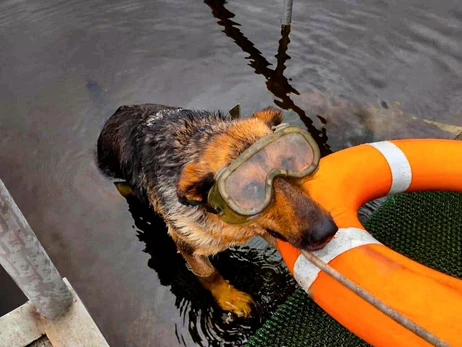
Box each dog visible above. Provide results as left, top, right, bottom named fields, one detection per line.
left=96, top=104, right=337, bottom=317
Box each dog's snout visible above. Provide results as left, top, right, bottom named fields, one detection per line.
left=311, top=218, right=338, bottom=245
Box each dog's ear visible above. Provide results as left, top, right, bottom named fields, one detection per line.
left=177, top=162, right=215, bottom=205
left=252, top=107, right=283, bottom=128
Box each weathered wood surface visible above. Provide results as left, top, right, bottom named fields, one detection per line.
left=28, top=335, right=53, bottom=347
left=0, top=279, right=109, bottom=347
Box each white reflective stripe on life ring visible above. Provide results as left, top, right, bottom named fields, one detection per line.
left=293, top=227, right=382, bottom=292
left=368, top=141, right=413, bottom=195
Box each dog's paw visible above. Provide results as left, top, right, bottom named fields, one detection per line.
left=212, top=280, right=253, bottom=318
left=114, top=182, right=133, bottom=197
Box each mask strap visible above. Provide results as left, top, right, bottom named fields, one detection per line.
left=271, top=123, right=291, bottom=132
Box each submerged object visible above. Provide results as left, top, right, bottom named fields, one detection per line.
left=277, top=139, right=462, bottom=346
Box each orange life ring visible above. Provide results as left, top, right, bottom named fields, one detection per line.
left=277, top=139, right=462, bottom=347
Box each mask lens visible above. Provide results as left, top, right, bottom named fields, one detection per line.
left=223, top=132, right=315, bottom=212
left=269, top=132, right=314, bottom=171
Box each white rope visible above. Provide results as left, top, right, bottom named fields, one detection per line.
left=301, top=250, right=450, bottom=347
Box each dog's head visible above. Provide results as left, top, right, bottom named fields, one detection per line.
left=177, top=107, right=337, bottom=251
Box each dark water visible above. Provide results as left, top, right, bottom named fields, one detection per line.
left=1, top=0, right=461, bottom=346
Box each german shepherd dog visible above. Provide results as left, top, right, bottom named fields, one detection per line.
left=97, top=104, right=337, bottom=317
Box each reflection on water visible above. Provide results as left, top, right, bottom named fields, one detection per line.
left=124, top=192, right=296, bottom=346
left=204, top=0, right=332, bottom=156
left=204, top=0, right=461, bottom=154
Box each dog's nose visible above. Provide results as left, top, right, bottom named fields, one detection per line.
left=311, top=218, right=338, bottom=245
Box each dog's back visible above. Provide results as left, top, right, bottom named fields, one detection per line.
left=96, top=103, right=232, bottom=205
left=97, top=104, right=177, bottom=178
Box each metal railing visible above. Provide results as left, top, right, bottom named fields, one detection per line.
left=0, top=179, right=72, bottom=320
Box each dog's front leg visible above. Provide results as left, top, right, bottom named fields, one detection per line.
left=185, top=253, right=253, bottom=318
left=261, top=233, right=277, bottom=248
left=173, top=238, right=253, bottom=317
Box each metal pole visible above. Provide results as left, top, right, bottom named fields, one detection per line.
left=282, top=0, right=293, bottom=26
left=0, top=179, right=73, bottom=320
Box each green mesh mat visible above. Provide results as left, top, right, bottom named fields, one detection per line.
left=247, top=191, right=462, bottom=346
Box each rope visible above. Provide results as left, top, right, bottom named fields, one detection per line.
left=301, top=250, right=451, bottom=347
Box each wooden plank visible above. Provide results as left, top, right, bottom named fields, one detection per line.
left=0, top=302, right=45, bottom=346
left=0, top=279, right=109, bottom=347
left=27, top=336, right=53, bottom=347
left=45, top=279, right=109, bottom=347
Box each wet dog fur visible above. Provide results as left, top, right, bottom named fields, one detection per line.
left=97, top=104, right=337, bottom=317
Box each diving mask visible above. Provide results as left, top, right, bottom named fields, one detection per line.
left=208, top=125, right=320, bottom=224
